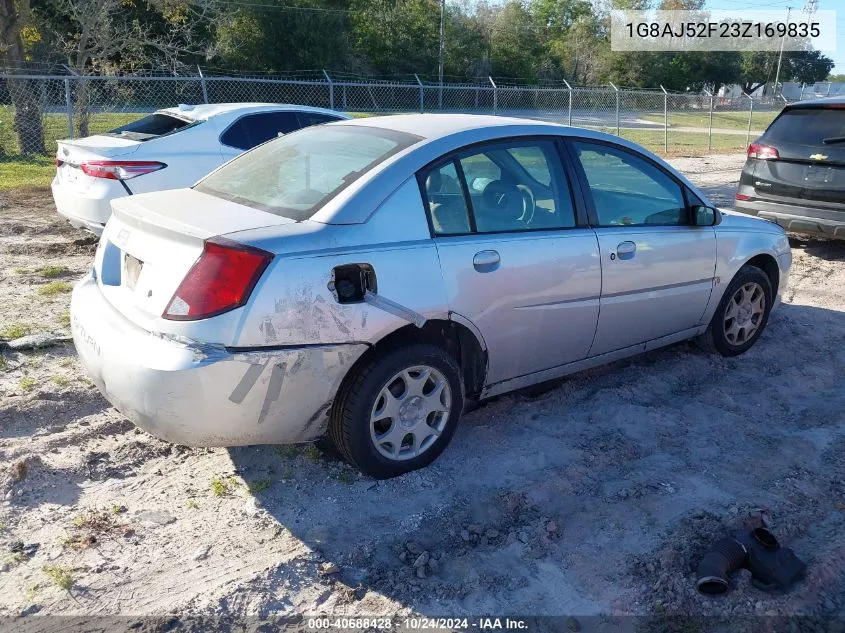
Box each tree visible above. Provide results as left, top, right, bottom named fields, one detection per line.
left=0, top=0, right=46, bottom=154
left=38, top=0, right=221, bottom=135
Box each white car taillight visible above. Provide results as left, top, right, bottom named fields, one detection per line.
left=80, top=160, right=167, bottom=180
left=163, top=238, right=273, bottom=321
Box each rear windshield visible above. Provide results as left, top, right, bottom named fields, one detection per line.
left=194, top=125, right=421, bottom=221
left=106, top=113, right=196, bottom=141
left=764, top=107, right=845, bottom=146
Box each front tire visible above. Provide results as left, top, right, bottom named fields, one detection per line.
left=329, top=343, right=464, bottom=478
left=698, top=264, right=773, bottom=357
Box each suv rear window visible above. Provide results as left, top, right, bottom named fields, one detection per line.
left=764, top=107, right=845, bottom=146
left=106, top=113, right=196, bottom=141
left=194, top=125, right=420, bottom=221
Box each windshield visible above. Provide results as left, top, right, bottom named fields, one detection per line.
left=106, top=113, right=197, bottom=141
left=764, top=107, right=845, bottom=147
left=194, top=124, right=421, bottom=221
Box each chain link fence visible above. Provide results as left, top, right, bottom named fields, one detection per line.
left=0, top=71, right=789, bottom=161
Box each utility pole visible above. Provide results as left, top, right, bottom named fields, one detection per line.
left=773, top=6, right=791, bottom=99
left=438, top=0, right=445, bottom=108
left=438, top=0, right=445, bottom=86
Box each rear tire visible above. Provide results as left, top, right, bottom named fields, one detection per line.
left=698, top=264, right=773, bottom=357
left=329, top=343, right=463, bottom=478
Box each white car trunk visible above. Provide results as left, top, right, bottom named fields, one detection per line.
left=95, top=188, right=294, bottom=341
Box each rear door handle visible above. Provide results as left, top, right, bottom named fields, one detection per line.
left=615, top=241, right=637, bottom=260
left=473, top=250, right=500, bottom=272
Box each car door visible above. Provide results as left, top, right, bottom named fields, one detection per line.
left=567, top=139, right=716, bottom=357
left=420, top=138, right=602, bottom=386
left=219, top=112, right=302, bottom=161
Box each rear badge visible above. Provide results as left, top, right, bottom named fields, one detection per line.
left=809, top=154, right=828, bottom=161
left=115, top=229, right=130, bottom=248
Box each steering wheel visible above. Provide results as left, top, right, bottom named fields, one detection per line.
left=516, top=184, right=536, bottom=225
left=481, top=180, right=526, bottom=229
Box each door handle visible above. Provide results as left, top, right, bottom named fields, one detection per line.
left=473, top=250, right=500, bottom=272
left=615, top=241, right=637, bottom=260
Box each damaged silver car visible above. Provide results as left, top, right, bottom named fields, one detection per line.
left=71, top=114, right=792, bottom=478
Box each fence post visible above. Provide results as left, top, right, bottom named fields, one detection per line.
left=323, top=70, right=334, bottom=110
left=64, top=77, right=74, bottom=139
left=660, top=85, right=668, bottom=153
left=197, top=65, right=209, bottom=104
left=744, top=92, right=754, bottom=147
left=414, top=74, right=424, bottom=113
left=609, top=82, right=619, bottom=136
left=703, top=88, right=713, bottom=152
left=562, top=79, right=572, bottom=126
left=489, top=76, right=497, bottom=115
left=827, top=82, right=832, bottom=96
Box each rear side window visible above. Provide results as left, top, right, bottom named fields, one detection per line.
left=574, top=142, right=687, bottom=227
left=107, top=113, right=195, bottom=142
left=764, top=107, right=845, bottom=146
left=220, top=112, right=302, bottom=150
left=195, top=125, right=420, bottom=221
left=298, top=112, right=343, bottom=127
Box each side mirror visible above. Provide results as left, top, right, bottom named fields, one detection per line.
left=692, top=205, right=721, bottom=226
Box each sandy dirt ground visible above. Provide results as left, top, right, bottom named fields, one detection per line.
left=1, top=153, right=844, bottom=628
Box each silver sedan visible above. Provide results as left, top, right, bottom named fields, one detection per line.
left=70, top=114, right=792, bottom=478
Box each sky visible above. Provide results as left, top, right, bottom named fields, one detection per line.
left=705, top=0, right=844, bottom=75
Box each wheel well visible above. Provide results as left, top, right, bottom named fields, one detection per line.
left=745, top=254, right=779, bottom=297
left=345, top=321, right=487, bottom=399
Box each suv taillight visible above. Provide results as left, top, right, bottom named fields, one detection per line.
left=80, top=160, right=166, bottom=180
left=163, top=239, right=273, bottom=321
left=747, top=143, right=779, bottom=160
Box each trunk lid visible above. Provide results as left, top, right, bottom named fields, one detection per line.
left=55, top=137, right=141, bottom=192
left=95, top=188, right=294, bottom=336
left=750, top=105, right=845, bottom=208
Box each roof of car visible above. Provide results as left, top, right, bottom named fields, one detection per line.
left=784, top=95, right=845, bottom=108
left=158, top=102, right=349, bottom=121
left=337, top=113, right=564, bottom=140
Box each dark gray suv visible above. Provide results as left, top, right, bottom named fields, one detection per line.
left=734, top=96, right=845, bottom=239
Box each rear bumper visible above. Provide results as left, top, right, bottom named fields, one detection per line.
left=734, top=199, right=845, bottom=239
left=51, top=176, right=124, bottom=236
left=70, top=274, right=368, bottom=446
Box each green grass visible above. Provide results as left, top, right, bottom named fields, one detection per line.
left=0, top=105, right=138, bottom=157
left=43, top=565, right=74, bottom=591
left=0, top=155, right=54, bottom=191
left=58, top=311, right=71, bottom=329
left=37, top=265, right=70, bottom=278
left=38, top=281, right=73, bottom=297
left=603, top=128, right=752, bottom=156
left=0, top=106, right=142, bottom=190
left=210, top=475, right=239, bottom=497
left=52, top=375, right=70, bottom=387
left=1, top=323, right=31, bottom=339
left=248, top=478, right=271, bottom=494
left=641, top=109, right=779, bottom=132
left=18, top=377, right=36, bottom=392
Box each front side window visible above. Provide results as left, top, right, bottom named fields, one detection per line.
left=422, top=140, right=576, bottom=235
left=574, top=142, right=687, bottom=227
left=196, top=125, right=420, bottom=221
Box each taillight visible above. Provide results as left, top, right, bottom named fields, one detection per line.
left=163, top=238, right=273, bottom=321
left=80, top=160, right=166, bottom=180
left=735, top=193, right=753, bottom=201
left=747, top=143, right=779, bottom=160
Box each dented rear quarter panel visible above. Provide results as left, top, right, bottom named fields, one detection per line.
left=229, top=178, right=451, bottom=348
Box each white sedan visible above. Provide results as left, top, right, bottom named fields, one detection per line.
left=51, top=103, right=349, bottom=235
